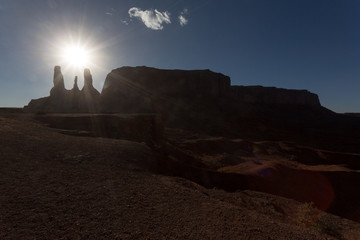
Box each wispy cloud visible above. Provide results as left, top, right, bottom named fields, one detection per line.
left=121, top=20, right=129, bottom=25
left=128, top=7, right=171, bottom=30
left=178, top=9, right=189, bottom=27
left=106, top=8, right=116, bottom=16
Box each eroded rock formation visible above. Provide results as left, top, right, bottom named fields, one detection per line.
left=73, top=76, right=80, bottom=92
left=25, top=65, right=322, bottom=114
left=50, top=66, right=65, bottom=97
left=24, top=66, right=100, bottom=113
left=79, top=68, right=100, bottom=112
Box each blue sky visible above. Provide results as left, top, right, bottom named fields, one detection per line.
left=0, top=0, right=359, bottom=112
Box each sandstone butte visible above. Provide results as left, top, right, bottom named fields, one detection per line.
left=24, top=65, right=321, bottom=113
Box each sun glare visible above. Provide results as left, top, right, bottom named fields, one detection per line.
left=52, top=35, right=105, bottom=77
left=63, top=46, right=90, bottom=68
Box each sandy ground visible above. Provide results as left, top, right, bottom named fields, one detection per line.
left=0, top=115, right=360, bottom=239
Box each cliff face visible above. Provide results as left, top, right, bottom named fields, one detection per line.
left=100, top=66, right=231, bottom=113
left=231, top=86, right=321, bottom=106
left=102, top=66, right=231, bottom=98
left=100, top=66, right=321, bottom=113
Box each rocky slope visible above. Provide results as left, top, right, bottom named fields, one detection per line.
left=1, top=113, right=360, bottom=239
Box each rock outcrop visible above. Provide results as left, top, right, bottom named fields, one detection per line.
left=25, top=65, right=322, bottom=114
left=231, top=85, right=321, bottom=106
left=24, top=65, right=332, bottom=145
left=100, top=66, right=231, bottom=113
left=34, top=114, right=164, bottom=147
left=102, top=66, right=231, bottom=98
left=25, top=66, right=100, bottom=113
left=50, top=66, right=65, bottom=97
left=79, top=68, right=100, bottom=112
left=100, top=66, right=321, bottom=113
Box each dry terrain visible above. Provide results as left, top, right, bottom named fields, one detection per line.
left=0, top=113, right=360, bottom=239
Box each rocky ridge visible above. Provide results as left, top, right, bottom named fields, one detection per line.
left=24, top=66, right=322, bottom=113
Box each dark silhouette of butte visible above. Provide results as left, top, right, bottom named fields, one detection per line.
left=26, top=65, right=342, bottom=150
left=25, top=65, right=360, bottom=154
left=25, top=65, right=320, bottom=113
left=24, top=65, right=339, bottom=149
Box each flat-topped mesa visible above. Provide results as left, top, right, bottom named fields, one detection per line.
left=102, top=66, right=231, bottom=98
left=101, top=66, right=231, bottom=112
left=231, top=85, right=321, bottom=106
left=100, top=66, right=323, bottom=113
left=50, top=66, right=65, bottom=97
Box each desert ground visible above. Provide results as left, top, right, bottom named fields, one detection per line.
left=1, top=111, right=360, bottom=239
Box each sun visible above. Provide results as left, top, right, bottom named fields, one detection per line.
left=62, top=45, right=90, bottom=68
left=52, top=35, right=104, bottom=75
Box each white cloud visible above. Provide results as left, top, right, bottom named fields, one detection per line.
left=128, top=7, right=171, bottom=30
left=179, top=15, right=188, bottom=26
left=179, top=8, right=189, bottom=27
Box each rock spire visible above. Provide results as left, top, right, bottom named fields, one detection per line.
left=50, top=66, right=65, bottom=97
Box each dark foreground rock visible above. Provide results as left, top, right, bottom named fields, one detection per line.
left=34, top=113, right=163, bottom=147
left=1, top=114, right=360, bottom=239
